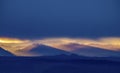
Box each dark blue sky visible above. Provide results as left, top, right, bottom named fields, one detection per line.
left=0, top=0, right=120, bottom=38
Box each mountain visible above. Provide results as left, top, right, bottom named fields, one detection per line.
left=63, top=43, right=120, bottom=57
left=20, top=45, right=73, bottom=56
left=0, top=56, right=120, bottom=73
left=0, top=47, right=14, bottom=56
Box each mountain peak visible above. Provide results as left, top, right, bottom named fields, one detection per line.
left=21, top=45, right=74, bottom=56
left=63, top=43, right=120, bottom=57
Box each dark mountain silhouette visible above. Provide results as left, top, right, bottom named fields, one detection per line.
left=0, top=56, right=120, bottom=73
left=63, top=43, right=120, bottom=57
left=24, top=45, right=73, bottom=56
left=0, top=47, right=14, bottom=56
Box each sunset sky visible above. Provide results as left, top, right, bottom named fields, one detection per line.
left=0, top=0, right=120, bottom=56
left=0, top=37, right=120, bottom=56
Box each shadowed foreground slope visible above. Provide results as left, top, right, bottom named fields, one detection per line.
left=0, top=47, right=14, bottom=56
left=0, top=56, right=120, bottom=73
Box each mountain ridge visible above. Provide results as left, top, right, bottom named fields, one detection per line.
left=0, top=47, right=14, bottom=56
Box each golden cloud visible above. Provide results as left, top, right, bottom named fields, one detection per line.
left=0, top=37, right=120, bottom=56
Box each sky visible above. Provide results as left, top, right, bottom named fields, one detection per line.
left=0, top=0, right=120, bottom=57
left=0, top=0, right=120, bottom=38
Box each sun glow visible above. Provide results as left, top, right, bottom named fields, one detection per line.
left=0, top=37, right=120, bottom=56
left=0, top=37, right=30, bottom=43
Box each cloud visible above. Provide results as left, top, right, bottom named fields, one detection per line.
left=0, top=37, right=120, bottom=56
left=35, top=37, right=120, bottom=51
left=0, top=37, right=30, bottom=43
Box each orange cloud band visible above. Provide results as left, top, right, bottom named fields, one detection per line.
left=0, top=37, right=120, bottom=56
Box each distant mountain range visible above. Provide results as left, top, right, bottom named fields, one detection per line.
left=17, top=45, right=73, bottom=56
left=0, top=46, right=120, bottom=73
left=0, top=44, right=120, bottom=59
left=62, top=43, right=120, bottom=57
